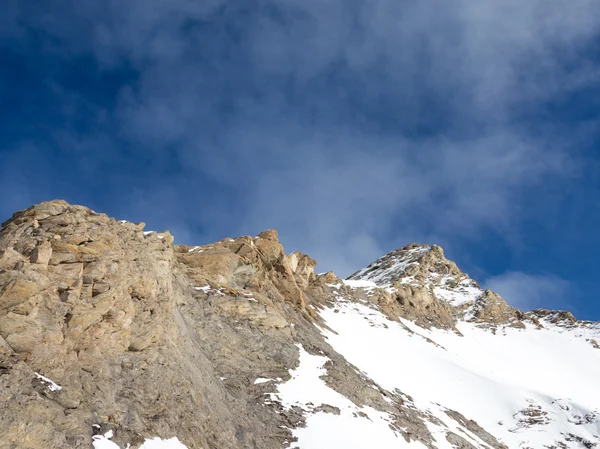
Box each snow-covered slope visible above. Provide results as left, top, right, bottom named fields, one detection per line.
left=319, top=291, right=599, bottom=448
left=272, top=247, right=600, bottom=449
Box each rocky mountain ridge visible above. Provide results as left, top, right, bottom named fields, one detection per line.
left=349, top=242, right=600, bottom=336
left=0, top=201, right=598, bottom=449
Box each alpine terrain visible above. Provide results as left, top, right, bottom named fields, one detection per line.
left=0, top=200, right=598, bottom=449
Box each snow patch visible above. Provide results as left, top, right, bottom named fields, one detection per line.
left=92, top=431, right=119, bottom=449
left=318, top=299, right=600, bottom=448
left=92, top=430, right=188, bottom=449
left=254, top=378, right=275, bottom=384
left=349, top=246, right=430, bottom=288
left=35, top=372, right=62, bottom=391
left=269, top=345, right=424, bottom=449
left=139, top=437, right=188, bottom=448
left=342, top=279, right=379, bottom=290
left=194, top=285, right=224, bottom=296
left=433, top=280, right=482, bottom=306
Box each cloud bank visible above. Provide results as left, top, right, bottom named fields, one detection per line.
left=1, top=0, right=599, bottom=281
left=484, top=272, right=571, bottom=311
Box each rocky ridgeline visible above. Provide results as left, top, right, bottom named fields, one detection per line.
left=345, top=242, right=600, bottom=338
left=347, top=243, right=528, bottom=331
left=0, top=200, right=596, bottom=449
left=0, top=201, right=445, bottom=448
left=0, top=201, right=316, bottom=448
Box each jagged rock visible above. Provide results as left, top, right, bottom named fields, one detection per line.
left=467, top=290, right=524, bottom=327
left=1, top=201, right=394, bottom=449
left=445, top=432, right=478, bottom=449
left=0, top=201, right=597, bottom=449
left=30, top=242, right=52, bottom=265
left=529, top=309, right=577, bottom=326
left=348, top=243, right=505, bottom=329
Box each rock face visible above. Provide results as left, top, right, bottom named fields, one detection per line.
left=0, top=202, right=433, bottom=449
left=347, top=243, right=524, bottom=330
left=0, top=201, right=598, bottom=449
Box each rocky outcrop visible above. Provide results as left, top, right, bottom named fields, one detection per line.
left=349, top=243, right=465, bottom=289
left=176, top=228, right=317, bottom=316
left=348, top=243, right=523, bottom=330
left=0, top=200, right=596, bottom=449
left=0, top=201, right=447, bottom=449
left=0, top=201, right=311, bottom=448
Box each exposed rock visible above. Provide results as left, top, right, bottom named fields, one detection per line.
left=347, top=243, right=523, bottom=329
left=445, top=409, right=508, bottom=449
left=0, top=201, right=597, bottom=449
left=30, top=242, right=52, bottom=265
left=445, top=432, right=478, bottom=449
left=466, top=290, right=524, bottom=327
left=0, top=201, right=436, bottom=449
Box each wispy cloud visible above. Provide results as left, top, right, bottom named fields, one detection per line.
left=483, top=272, right=571, bottom=312
left=1, top=0, right=599, bottom=282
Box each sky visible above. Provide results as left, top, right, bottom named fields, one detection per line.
left=1, top=0, right=599, bottom=319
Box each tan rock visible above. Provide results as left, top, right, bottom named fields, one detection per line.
left=0, top=278, right=41, bottom=310
left=0, top=248, right=25, bottom=270
left=288, top=252, right=317, bottom=288
left=471, top=290, right=522, bottom=325
left=53, top=263, right=84, bottom=286
left=30, top=243, right=52, bottom=265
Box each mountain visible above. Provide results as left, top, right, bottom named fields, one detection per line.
left=0, top=201, right=598, bottom=449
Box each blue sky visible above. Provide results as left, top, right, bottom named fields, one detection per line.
left=1, top=1, right=600, bottom=319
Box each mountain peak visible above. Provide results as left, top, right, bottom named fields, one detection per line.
left=346, top=242, right=524, bottom=329
left=347, top=243, right=434, bottom=287
left=1, top=200, right=599, bottom=449
left=347, top=243, right=478, bottom=303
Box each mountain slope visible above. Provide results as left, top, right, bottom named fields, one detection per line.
left=341, top=244, right=600, bottom=448
left=0, top=201, right=598, bottom=449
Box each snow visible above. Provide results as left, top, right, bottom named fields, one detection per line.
left=194, top=285, right=224, bottom=296
left=348, top=247, right=486, bottom=305
left=35, top=372, right=62, bottom=391
left=92, top=431, right=119, bottom=449
left=317, top=298, right=600, bottom=448
left=138, top=437, right=188, bottom=448
left=187, top=246, right=200, bottom=252
left=293, top=408, right=420, bottom=449
left=342, top=279, right=378, bottom=290
left=269, top=345, right=426, bottom=449
left=432, top=279, right=482, bottom=306
left=142, top=231, right=165, bottom=239
left=254, top=378, right=275, bottom=384
left=349, top=246, right=430, bottom=288
left=92, top=430, right=188, bottom=449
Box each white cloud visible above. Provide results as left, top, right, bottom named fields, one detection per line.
left=483, top=271, right=570, bottom=311
left=2, top=0, right=598, bottom=281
